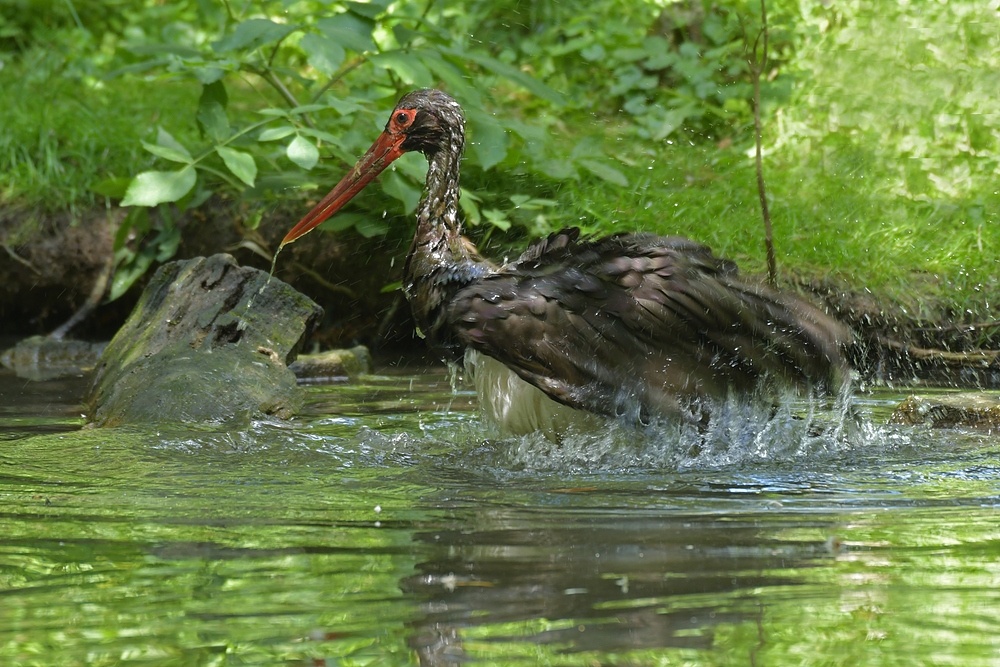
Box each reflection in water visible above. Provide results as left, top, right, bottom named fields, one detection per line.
left=1, top=368, right=1000, bottom=665
left=401, top=508, right=816, bottom=664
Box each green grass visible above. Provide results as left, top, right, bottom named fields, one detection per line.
left=553, top=129, right=999, bottom=319
left=0, top=55, right=200, bottom=216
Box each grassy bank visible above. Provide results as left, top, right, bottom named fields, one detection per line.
left=2, top=0, right=997, bottom=332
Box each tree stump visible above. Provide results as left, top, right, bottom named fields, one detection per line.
left=85, top=254, right=322, bottom=426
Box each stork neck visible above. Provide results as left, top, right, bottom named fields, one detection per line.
left=403, top=131, right=493, bottom=356
left=413, top=139, right=464, bottom=254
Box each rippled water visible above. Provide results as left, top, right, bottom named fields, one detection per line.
left=1, top=365, right=999, bottom=666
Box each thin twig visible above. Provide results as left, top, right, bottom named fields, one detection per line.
left=747, top=0, right=776, bottom=285
left=373, top=293, right=403, bottom=349
left=267, top=33, right=293, bottom=68
left=254, top=67, right=316, bottom=129
left=311, top=58, right=367, bottom=103
left=877, top=336, right=1000, bottom=366
left=915, top=321, right=1000, bottom=333
left=292, top=261, right=358, bottom=299
left=219, top=0, right=236, bottom=22
left=49, top=245, right=115, bottom=340
left=3, top=244, right=41, bottom=274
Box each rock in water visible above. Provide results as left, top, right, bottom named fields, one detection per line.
left=85, top=254, right=322, bottom=426
left=1, top=336, right=107, bottom=381
left=890, top=393, right=1000, bottom=431
left=289, top=345, right=372, bottom=381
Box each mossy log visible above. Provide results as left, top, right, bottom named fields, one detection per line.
left=85, top=254, right=322, bottom=426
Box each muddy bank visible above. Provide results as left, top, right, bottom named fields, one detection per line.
left=3, top=202, right=998, bottom=386
left=1, top=200, right=413, bottom=346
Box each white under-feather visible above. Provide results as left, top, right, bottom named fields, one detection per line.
left=464, top=348, right=602, bottom=438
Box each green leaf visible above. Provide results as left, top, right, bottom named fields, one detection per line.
left=300, top=32, right=345, bottom=76
left=108, top=223, right=181, bottom=302
left=392, top=25, right=422, bottom=47
left=109, top=245, right=156, bottom=301
left=244, top=211, right=263, bottom=231
left=612, top=47, right=649, bottom=62
left=380, top=280, right=402, bottom=294
left=289, top=104, right=327, bottom=115
left=258, top=126, right=297, bottom=141
left=465, top=108, right=508, bottom=170
left=483, top=208, right=511, bottom=231
left=257, top=108, right=290, bottom=117
left=287, top=136, right=319, bottom=170
left=444, top=47, right=566, bottom=106
left=580, top=44, right=606, bottom=62
left=197, top=81, right=229, bottom=142
left=579, top=159, right=629, bottom=187
left=153, top=225, right=181, bottom=262
left=156, top=127, right=192, bottom=159
left=124, top=42, right=201, bottom=58
left=318, top=211, right=365, bottom=232
left=113, top=207, right=149, bottom=252
left=345, top=0, right=391, bottom=19
left=369, top=51, right=433, bottom=87
left=194, top=67, right=226, bottom=85
left=298, top=127, right=343, bottom=144
left=141, top=141, right=193, bottom=163
left=392, top=151, right=429, bottom=181
left=104, top=57, right=169, bottom=79
left=652, top=106, right=697, bottom=141
left=92, top=177, right=132, bottom=199
left=538, top=159, right=576, bottom=180
left=185, top=186, right=214, bottom=211
left=212, top=19, right=296, bottom=53
left=416, top=51, right=482, bottom=107
left=459, top=188, right=481, bottom=225
left=316, top=14, right=376, bottom=54
left=382, top=171, right=421, bottom=214
left=216, top=147, right=257, bottom=186
left=392, top=151, right=427, bottom=183
left=121, top=167, right=197, bottom=207
left=325, top=97, right=367, bottom=116
left=354, top=217, right=388, bottom=238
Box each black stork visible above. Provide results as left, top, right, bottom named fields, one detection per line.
left=281, top=89, right=852, bottom=435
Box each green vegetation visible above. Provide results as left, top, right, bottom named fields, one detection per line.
left=1, top=0, right=997, bottom=316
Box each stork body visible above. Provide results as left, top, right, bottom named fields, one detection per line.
left=282, top=89, right=852, bottom=435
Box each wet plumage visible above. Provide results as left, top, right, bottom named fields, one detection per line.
left=282, top=89, right=852, bottom=434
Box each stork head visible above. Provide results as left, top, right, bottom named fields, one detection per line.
left=280, top=89, right=464, bottom=247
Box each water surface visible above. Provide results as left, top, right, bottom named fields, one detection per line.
left=1, top=366, right=999, bottom=666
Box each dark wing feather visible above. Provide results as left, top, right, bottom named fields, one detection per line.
left=450, top=229, right=851, bottom=421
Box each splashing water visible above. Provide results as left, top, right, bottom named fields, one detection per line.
left=471, top=380, right=900, bottom=474
left=242, top=247, right=281, bottom=317
left=268, top=246, right=281, bottom=279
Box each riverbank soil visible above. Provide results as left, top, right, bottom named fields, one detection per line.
left=2, top=203, right=997, bottom=388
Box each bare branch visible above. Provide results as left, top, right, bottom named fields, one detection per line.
left=253, top=67, right=317, bottom=129
left=3, top=244, right=41, bottom=274
left=747, top=0, right=776, bottom=285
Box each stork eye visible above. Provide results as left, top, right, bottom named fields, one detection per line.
left=396, top=112, right=410, bottom=125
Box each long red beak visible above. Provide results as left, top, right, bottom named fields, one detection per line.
left=280, top=130, right=406, bottom=247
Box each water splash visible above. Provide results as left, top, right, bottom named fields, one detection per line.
left=243, top=247, right=281, bottom=317
left=268, top=246, right=281, bottom=279
left=485, top=382, right=895, bottom=473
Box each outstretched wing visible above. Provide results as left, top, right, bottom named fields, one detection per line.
left=449, top=229, right=851, bottom=421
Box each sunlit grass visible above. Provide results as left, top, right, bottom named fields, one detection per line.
left=0, top=59, right=199, bottom=215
